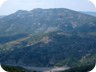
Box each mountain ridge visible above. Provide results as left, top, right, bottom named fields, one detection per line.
left=0, top=8, right=96, bottom=36
left=0, top=8, right=96, bottom=69
left=81, top=12, right=96, bottom=17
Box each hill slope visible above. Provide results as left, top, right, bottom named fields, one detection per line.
left=0, top=8, right=96, bottom=69
left=0, top=8, right=96, bottom=36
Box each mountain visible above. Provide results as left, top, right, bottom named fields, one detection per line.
left=0, top=8, right=96, bottom=70
left=81, top=12, right=96, bottom=17
left=0, top=8, right=96, bottom=36
left=0, top=16, right=5, bottom=19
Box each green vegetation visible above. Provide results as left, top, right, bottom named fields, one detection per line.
left=0, top=8, right=96, bottom=72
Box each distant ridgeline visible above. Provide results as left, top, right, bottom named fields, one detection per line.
left=0, top=8, right=96, bottom=72
left=81, top=12, right=96, bottom=17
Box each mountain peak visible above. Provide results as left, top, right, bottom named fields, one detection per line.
left=0, top=8, right=96, bottom=36
left=15, top=10, right=28, bottom=14
left=0, top=8, right=96, bottom=68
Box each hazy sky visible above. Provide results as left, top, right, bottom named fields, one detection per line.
left=89, top=0, right=96, bottom=7
left=0, top=0, right=96, bottom=15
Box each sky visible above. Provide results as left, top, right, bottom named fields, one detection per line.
left=0, top=0, right=96, bottom=15
left=89, top=0, right=96, bottom=7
